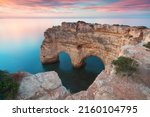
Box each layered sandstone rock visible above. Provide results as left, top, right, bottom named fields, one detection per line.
left=17, top=71, right=69, bottom=100
left=39, top=21, right=150, bottom=100
left=40, top=21, right=150, bottom=67
left=66, top=44, right=150, bottom=100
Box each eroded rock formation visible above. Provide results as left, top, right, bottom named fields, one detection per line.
left=17, top=71, right=69, bottom=100
left=40, top=21, right=150, bottom=67
left=39, top=21, right=150, bottom=100
left=66, top=44, right=150, bottom=100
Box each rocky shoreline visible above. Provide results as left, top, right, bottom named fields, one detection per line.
left=17, top=21, right=150, bottom=100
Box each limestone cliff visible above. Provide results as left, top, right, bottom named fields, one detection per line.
left=40, top=21, right=150, bottom=67
left=39, top=21, right=150, bottom=100
left=66, top=44, right=150, bottom=99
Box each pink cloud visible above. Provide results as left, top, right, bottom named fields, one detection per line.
left=85, top=0, right=150, bottom=12
left=0, top=0, right=86, bottom=17
left=0, top=0, right=149, bottom=17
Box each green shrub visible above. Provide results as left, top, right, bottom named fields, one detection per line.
left=0, top=70, right=19, bottom=100
left=112, top=56, right=138, bottom=75
left=137, top=26, right=148, bottom=29
left=143, top=42, right=150, bottom=49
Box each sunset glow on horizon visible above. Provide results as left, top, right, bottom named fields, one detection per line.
left=0, top=0, right=150, bottom=18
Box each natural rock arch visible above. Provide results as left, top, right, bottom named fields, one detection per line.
left=57, top=51, right=105, bottom=69
left=41, top=41, right=107, bottom=68
left=40, top=21, right=149, bottom=67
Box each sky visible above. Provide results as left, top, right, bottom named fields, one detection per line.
left=0, top=0, right=150, bottom=18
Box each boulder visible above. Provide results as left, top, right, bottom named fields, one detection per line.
left=17, top=71, right=69, bottom=100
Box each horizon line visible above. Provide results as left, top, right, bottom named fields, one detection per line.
left=0, top=16, right=150, bottom=19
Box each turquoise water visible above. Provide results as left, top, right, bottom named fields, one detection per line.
left=0, top=18, right=149, bottom=92
left=43, top=52, right=104, bottom=93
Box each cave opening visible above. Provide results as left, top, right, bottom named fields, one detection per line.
left=43, top=52, right=105, bottom=93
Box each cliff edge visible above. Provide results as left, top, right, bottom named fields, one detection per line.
left=41, top=21, right=150, bottom=68
left=66, top=44, right=150, bottom=99
left=39, top=21, right=150, bottom=100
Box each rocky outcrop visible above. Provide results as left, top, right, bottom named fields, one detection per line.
left=40, top=21, right=150, bottom=67
left=17, top=71, right=69, bottom=100
left=66, top=44, right=150, bottom=100
left=39, top=21, right=150, bottom=100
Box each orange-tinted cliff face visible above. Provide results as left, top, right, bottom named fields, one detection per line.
left=66, top=45, right=150, bottom=100
left=16, top=21, right=150, bottom=100
left=40, top=21, right=150, bottom=68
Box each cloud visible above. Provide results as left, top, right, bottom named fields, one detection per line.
left=85, top=0, right=150, bottom=12
left=0, top=0, right=150, bottom=17
left=0, top=0, right=97, bottom=17
left=1, top=0, right=150, bottom=11
left=0, top=0, right=97, bottom=7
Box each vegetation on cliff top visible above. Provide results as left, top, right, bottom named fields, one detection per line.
left=112, top=56, right=138, bottom=75
left=143, top=42, right=150, bottom=49
left=0, top=70, right=19, bottom=100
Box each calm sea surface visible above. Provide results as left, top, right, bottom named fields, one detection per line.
left=0, top=18, right=149, bottom=92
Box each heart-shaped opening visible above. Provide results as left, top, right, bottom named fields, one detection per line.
left=43, top=52, right=105, bottom=93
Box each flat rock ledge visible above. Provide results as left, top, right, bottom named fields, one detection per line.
left=17, top=71, right=69, bottom=100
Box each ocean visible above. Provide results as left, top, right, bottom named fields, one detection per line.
left=0, top=18, right=149, bottom=92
